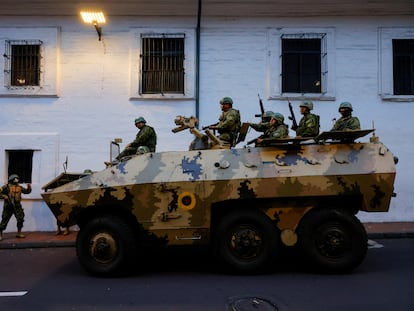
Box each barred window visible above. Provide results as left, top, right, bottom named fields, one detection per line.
left=141, top=34, right=185, bottom=94
left=3, top=40, right=42, bottom=88
left=281, top=34, right=327, bottom=94
left=393, top=39, right=414, bottom=95
left=7, top=150, right=33, bottom=184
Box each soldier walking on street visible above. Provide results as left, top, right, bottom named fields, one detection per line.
left=0, top=174, right=32, bottom=241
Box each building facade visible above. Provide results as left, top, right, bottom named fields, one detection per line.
left=0, top=0, right=413, bottom=231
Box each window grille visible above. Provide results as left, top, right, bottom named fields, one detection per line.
left=393, top=39, right=414, bottom=95
left=3, top=40, right=43, bottom=88
left=140, top=34, right=185, bottom=94
left=7, top=150, right=33, bottom=183
left=281, top=33, right=327, bottom=94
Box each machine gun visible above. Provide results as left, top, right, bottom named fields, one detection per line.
left=172, top=115, right=199, bottom=133
left=172, top=116, right=228, bottom=150
left=288, top=98, right=298, bottom=131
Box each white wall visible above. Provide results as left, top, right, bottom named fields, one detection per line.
left=0, top=15, right=413, bottom=232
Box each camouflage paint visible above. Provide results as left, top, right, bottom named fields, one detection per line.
left=42, top=140, right=396, bottom=246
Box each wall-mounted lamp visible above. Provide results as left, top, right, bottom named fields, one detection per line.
left=80, top=11, right=106, bottom=41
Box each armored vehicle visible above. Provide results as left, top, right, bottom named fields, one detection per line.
left=42, top=117, right=397, bottom=276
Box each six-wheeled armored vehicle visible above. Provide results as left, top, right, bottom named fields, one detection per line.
left=42, top=116, right=397, bottom=276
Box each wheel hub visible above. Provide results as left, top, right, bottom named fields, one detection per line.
left=89, top=232, right=118, bottom=264
left=231, top=227, right=262, bottom=259
left=317, top=227, right=348, bottom=258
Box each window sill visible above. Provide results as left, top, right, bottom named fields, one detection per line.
left=129, top=94, right=194, bottom=100
left=381, top=95, right=414, bottom=102
left=269, top=94, right=336, bottom=101
left=0, top=94, right=58, bottom=98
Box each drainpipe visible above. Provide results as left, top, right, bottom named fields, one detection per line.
left=195, top=0, right=202, bottom=121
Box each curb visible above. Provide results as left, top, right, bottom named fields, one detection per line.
left=0, top=231, right=76, bottom=250
left=367, top=232, right=414, bottom=239
left=0, top=240, right=75, bottom=249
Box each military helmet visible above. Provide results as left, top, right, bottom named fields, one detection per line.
left=220, top=97, right=233, bottom=106
left=272, top=112, right=285, bottom=124
left=300, top=100, right=313, bottom=111
left=8, top=174, right=19, bottom=182
left=134, top=117, right=146, bottom=124
left=263, top=111, right=274, bottom=118
left=262, top=111, right=274, bottom=122
left=339, top=102, right=353, bottom=111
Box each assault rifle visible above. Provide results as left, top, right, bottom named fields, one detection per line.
left=255, top=94, right=265, bottom=121
left=247, top=135, right=263, bottom=145
left=202, top=122, right=219, bottom=130
left=288, top=98, right=298, bottom=131
left=5, top=185, right=17, bottom=213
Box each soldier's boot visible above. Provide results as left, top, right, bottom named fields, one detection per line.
left=55, top=226, right=62, bottom=235
left=16, top=229, right=25, bottom=238
left=63, top=227, right=70, bottom=236
left=0, top=231, right=3, bottom=241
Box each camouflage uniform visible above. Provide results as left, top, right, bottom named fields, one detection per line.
left=0, top=175, right=31, bottom=239
left=296, top=113, right=320, bottom=137
left=216, top=108, right=241, bottom=143
left=117, top=123, right=157, bottom=159
left=258, top=113, right=289, bottom=143
left=250, top=111, right=273, bottom=133
left=250, top=122, right=270, bottom=133
left=331, top=102, right=361, bottom=131
left=264, top=123, right=289, bottom=139
left=331, top=116, right=361, bottom=131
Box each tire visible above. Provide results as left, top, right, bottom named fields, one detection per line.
left=76, top=215, right=138, bottom=276
left=214, top=209, right=280, bottom=273
left=297, top=209, right=367, bottom=274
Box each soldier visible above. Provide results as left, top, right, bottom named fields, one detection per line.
left=296, top=100, right=320, bottom=137
left=331, top=102, right=361, bottom=131
left=116, top=117, right=157, bottom=160
left=256, top=113, right=289, bottom=144
left=249, top=111, right=274, bottom=133
left=0, top=174, right=32, bottom=241
left=209, top=97, right=241, bottom=145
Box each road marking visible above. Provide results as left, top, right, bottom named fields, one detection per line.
left=0, top=291, right=28, bottom=297
left=368, top=239, right=384, bottom=249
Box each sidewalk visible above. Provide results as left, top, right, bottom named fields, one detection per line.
left=0, top=230, right=76, bottom=249
left=0, top=222, right=414, bottom=249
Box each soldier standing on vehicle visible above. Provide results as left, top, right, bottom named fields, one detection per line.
left=296, top=101, right=320, bottom=137
left=0, top=174, right=31, bottom=241
left=209, top=97, right=241, bottom=145
left=116, top=117, right=157, bottom=160
left=249, top=111, right=274, bottom=133
left=331, top=102, right=361, bottom=131
left=256, top=113, right=289, bottom=144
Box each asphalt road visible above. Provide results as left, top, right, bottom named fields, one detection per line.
left=0, top=238, right=413, bottom=311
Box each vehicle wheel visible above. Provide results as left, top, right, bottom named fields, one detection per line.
left=214, top=209, right=280, bottom=273
left=297, top=209, right=367, bottom=273
left=76, top=215, right=138, bottom=276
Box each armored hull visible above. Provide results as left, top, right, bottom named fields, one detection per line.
left=42, top=133, right=396, bottom=276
